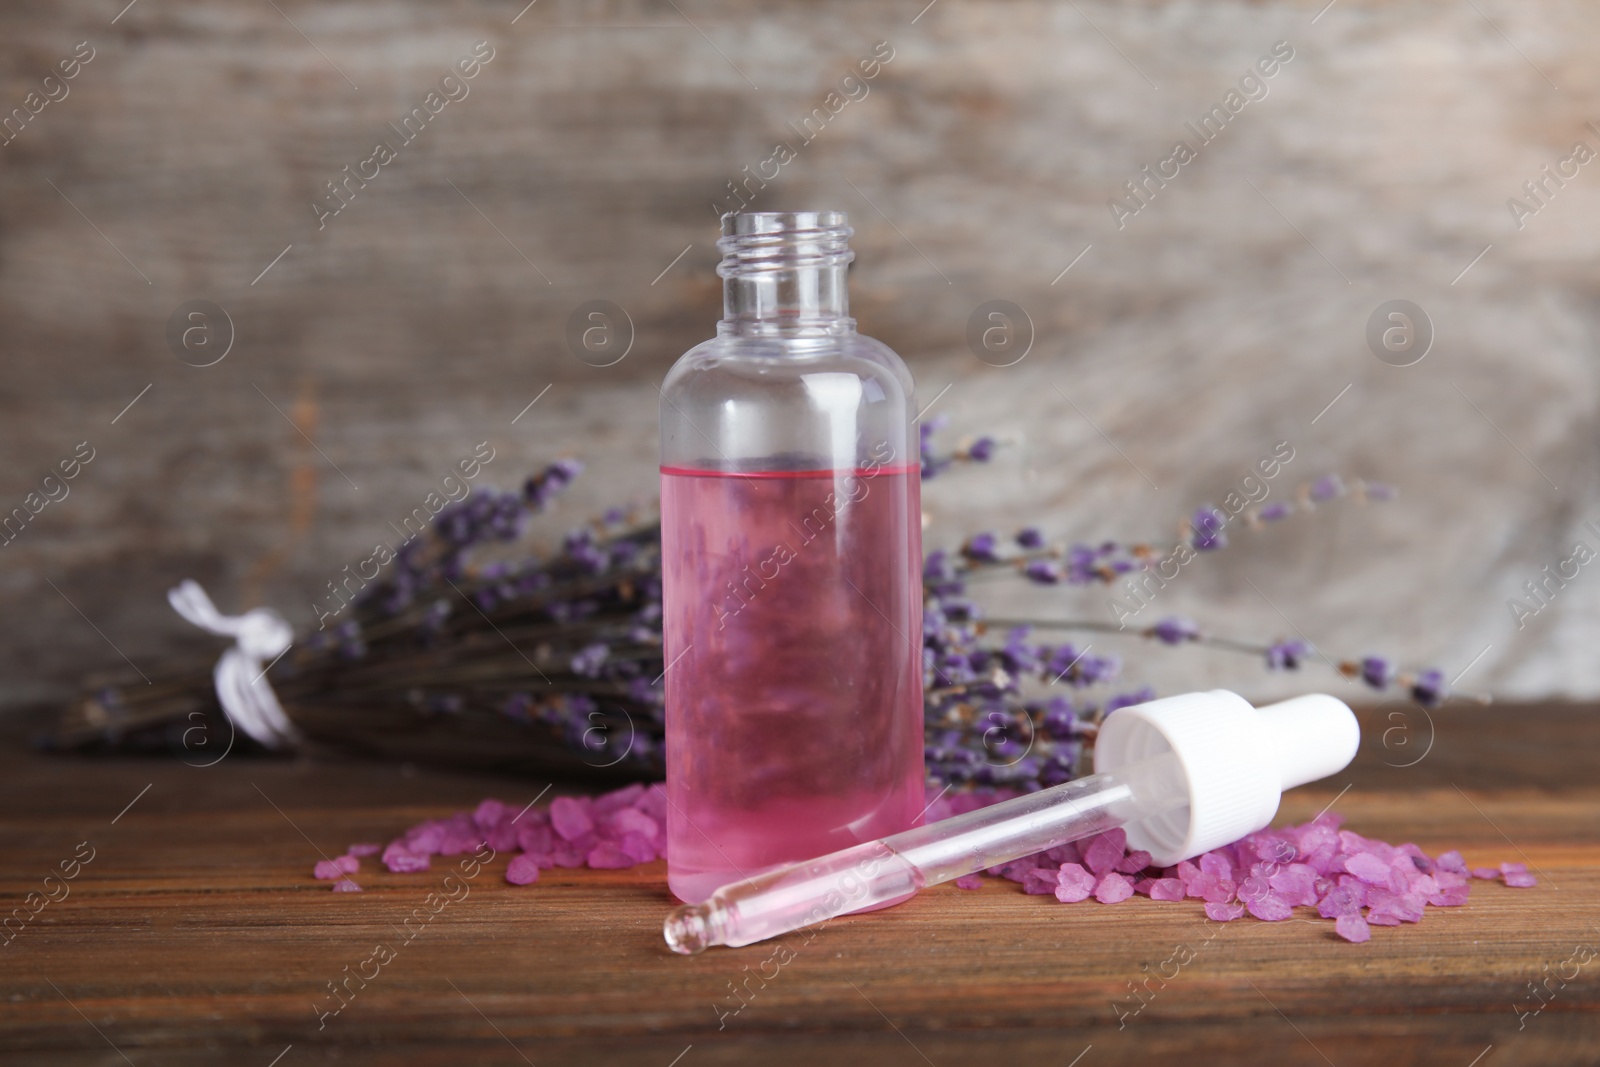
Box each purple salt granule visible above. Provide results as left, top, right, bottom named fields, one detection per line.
left=1205, top=901, right=1245, bottom=922
left=586, top=843, right=636, bottom=869
left=473, top=799, right=509, bottom=829
left=1116, top=849, right=1153, bottom=875
left=1094, top=872, right=1135, bottom=904
left=313, top=860, right=344, bottom=880
left=1334, top=913, right=1370, bottom=943
left=1055, top=863, right=1096, bottom=903
left=1344, top=852, right=1392, bottom=885
left=1022, top=868, right=1062, bottom=895
left=331, top=878, right=362, bottom=893
left=382, top=842, right=431, bottom=874
left=1082, top=830, right=1126, bottom=876
left=1148, top=878, right=1185, bottom=902
left=1504, top=871, right=1538, bottom=888
left=550, top=796, right=595, bottom=841
left=1471, top=866, right=1500, bottom=880
left=954, top=874, right=985, bottom=890
left=347, top=843, right=382, bottom=857
left=334, top=854, right=360, bottom=874
left=505, top=854, right=541, bottom=885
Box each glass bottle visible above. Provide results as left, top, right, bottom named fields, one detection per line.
left=659, top=211, right=926, bottom=904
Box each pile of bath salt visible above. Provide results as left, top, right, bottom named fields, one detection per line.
left=311, top=783, right=667, bottom=892
left=314, top=784, right=1536, bottom=944
left=962, top=815, right=1535, bottom=943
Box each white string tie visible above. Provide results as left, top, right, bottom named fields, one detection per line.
left=167, top=579, right=302, bottom=750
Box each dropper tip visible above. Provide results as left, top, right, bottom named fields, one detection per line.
left=663, top=903, right=715, bottom=955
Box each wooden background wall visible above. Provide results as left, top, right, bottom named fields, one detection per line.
left=3, top=0, right=1597, bottom=710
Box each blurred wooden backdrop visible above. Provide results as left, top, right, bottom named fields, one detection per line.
left=2, top=0, right=1597, bottom=710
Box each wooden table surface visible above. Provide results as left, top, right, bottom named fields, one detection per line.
left=3, top=704, right=1598, bottom=1066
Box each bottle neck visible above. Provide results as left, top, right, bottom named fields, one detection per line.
left=716, top=211, right=856, bottom=338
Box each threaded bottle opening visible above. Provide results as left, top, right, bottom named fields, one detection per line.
left=717, top=211, right=855, bottom=277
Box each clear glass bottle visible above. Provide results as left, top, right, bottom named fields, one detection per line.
left=659, top=211, right=926, bottom=904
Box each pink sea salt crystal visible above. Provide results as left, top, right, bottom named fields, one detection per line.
left=617, top=831, right=657, bottom=864
left=505, top=854, right=540, bottom=885
left=1366, top=888, right=1425, bottom=924
left=331, top=878, right=362, bottom=893
left=1022, top=868, right=1062, bottom=895
left=550, top=838, right=591, bottom=868
left=1435, top=850, right=1468, bottom=875
left=1094, top=872, right=1135, bottom=904
left=1335, top=875, right=1369, bottom=908
left=347, top=843, right=381, bottom=857
left=636, top=784, right=669, bottom=823
left=1083, top=833, right=1125, bottom=876
left=1244, top=892, right=1293, bottom=922
left=1191, top=872, right=1237, bottom=905
left=550, top=796, right=595, bottom=842
left=1504, top=871, right=1537, bottom=888
left=473, top=799, right=509, bottom=829
left=1117, top=849, right=1154, bottom=875
left=1044, top=841, right=1082, bottom=866
left=1198, top=852, right=1233, bottom=882
left=485, top=821, right=520, bottom=853
left=954, top=874, right=984, bottom=890
left=1499, top=862, right=1528, bottom=876
left=404, top=821, right=445, bottom=855
left=1204, top=901, right=1245, bottom=922
left=382, top=842, right=430, bottom=874
left=998, top=861, right=1036, bottom=884
left=602, top=807, right=659, bottom=841
left=334, top=854, right=360, bottom=874
left=1427, top=884, right=1470, bottom=907
left=1317, top=884, right=1362, bottom=919
left=585, top=842, right=636, bottom=870
left=1148, top=877, right=1186, bottom=902
left=1055, top=862, right=1096, bottom=903
left=1471, top=867, right=1500, bottom=880
left=1334, top=913, right=1371, bottom=943
left=517, top=823, right=553, bottom=856
left=593, top=783, right=647, bottom=815
left=1344, top=852, right=1392, bottom=886
left=313, top=860, right=344, bottom=880
left=1268, top=864, right=1319, bottom=908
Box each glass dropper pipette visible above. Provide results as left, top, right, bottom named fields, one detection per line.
left=665, top=690, right=1359, bottom=954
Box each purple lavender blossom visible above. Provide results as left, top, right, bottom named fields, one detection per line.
left=963, top=532, right=1002, bottom=563
left=968, top=437, right=997, bottom=462
left=1023, top=559, right=1062, bottom=585
left=1411, top=669, right=1448, bottom=708
left=1016, top=527, right=1045, bottom=550
left=1259, top=502, right=1293, bottom=523
left=1310, top=475, right=1344, bottom=503
left=570, top=643, right=609, bottom=679
left=1360, top=655, right=1395, bottom=689
left=1190, top=506, right=1228, bottom=551
left=1151, top=617, right=1199, bottom=645
left=1266, top=639, right=1312, bottom=670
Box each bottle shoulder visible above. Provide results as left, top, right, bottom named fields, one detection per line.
left=661, top=331, right=914, bottom=400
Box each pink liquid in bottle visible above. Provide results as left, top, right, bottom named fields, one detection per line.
left=661, top=462, right=926, bottom=904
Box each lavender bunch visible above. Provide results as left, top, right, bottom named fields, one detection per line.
left=55, top=429, right=1454, bottom=793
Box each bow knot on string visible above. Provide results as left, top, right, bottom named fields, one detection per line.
left=167, top=579, right=302, bottom=750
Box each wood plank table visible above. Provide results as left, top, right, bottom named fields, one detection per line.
left=2, top=704, right=1597, bottom=1065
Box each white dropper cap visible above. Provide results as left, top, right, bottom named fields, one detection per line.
left=1092, top=690, right=1360, bottom=867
